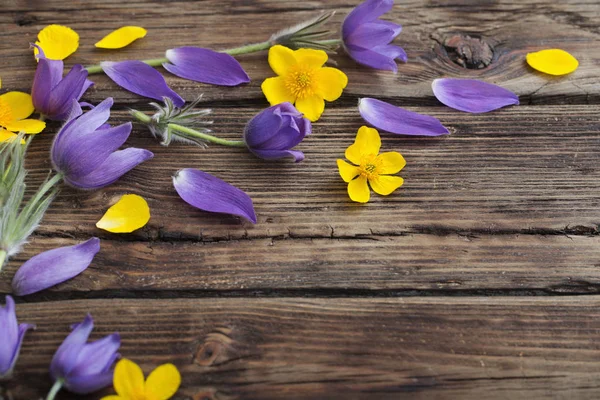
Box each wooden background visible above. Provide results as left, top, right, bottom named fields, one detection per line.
left=1, top=0, right=600, bottom=398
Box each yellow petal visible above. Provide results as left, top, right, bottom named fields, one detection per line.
left=345, top=126, right=381, bottom=165
left=268, top=45, right=297, bottom=76
left=35, top=24, right=79, bottom=60
left=261, top=76, right=295, bottom=106
left=114, top=359, right=145, bottom=398
left=376, top=152, right=406, bottom=175
left=0, top=130, right=25, bottom=144
left=294, top=48, right=328, bottom=69
left=526, top=49, right=578, bottom=76
left=4, top=119, right=45, bottom=134
left=95, top=26, right=148, bottom=49
left=348, top=175, right=370, bottom=203
left=295, top=94, right=325, bottom=122
left=370, top=175, right=404, bottom=196
left=0, top=92, right=35, bottom=121
left=337, top=159, right=360, bottom=183
left=315, top=67, right=348, bottom=102
left=144, top=364, right=181, bottom=400
left=96, top=194, right=150, bottom=233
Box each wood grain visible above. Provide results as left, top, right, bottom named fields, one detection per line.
left=2, top=297, right=600, bottom=399
left=0, top=0, right=599, bottom=105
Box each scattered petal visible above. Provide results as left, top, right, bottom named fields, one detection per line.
left=526, top=49, right=579, bottom=76
left=101, top=61, right=184, bottom=107
left=35, top=25, right=79, bottom=61
left=95, top=26, right=147, bottom=49
left=359, top=97, right=450, bottom=135
left=12, top=238, right=100, bottom=296
left=173, top=169, right=257, bottom=224
left=432, top=78, right=519, bottom=113
left=96, top=194, right=150, bottom=233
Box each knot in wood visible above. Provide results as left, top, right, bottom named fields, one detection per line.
left=194, top=330, right=234, bottom=366
left=443, top=35, right=493, bottom=69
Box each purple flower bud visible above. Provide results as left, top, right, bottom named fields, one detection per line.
left=51, top=98, right=153, bottom=189
left=341, top=0, right=407, bottom=72
left=50, top=314, right=120, bottom=394
left=31, top=45, right=94, bottom=121
left=0, top=296, right=34, bottom=379
left=243, top=103, right=311, bottom=162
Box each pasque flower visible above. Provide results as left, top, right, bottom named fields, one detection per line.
left=341, top=0, right=407, bottom=72
left=0, top=91, right=46, bottom=142
left=337, top=126, right=405, bottom=203
left=51, top=98, right=153, bottom=189
left=244, top=102, right=311, bottom=162
left=32, top=45, right=93, bottom=121
left=261, top=45, right=348, bottom=122
left=48, top=314, right=120, bottom=395
left=101, top=358, right=181, bottom=400
left=0, top=296, right=34, bottom=379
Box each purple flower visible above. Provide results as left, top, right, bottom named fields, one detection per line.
left=50, top=314, right=120, bottom=394
left=432, top=78, right=519, bottom=113
left=0, top=296, right=34, bottom=379
left=341, top=0, right=406, bottom=72
left=164, top=47, right=250, bottom=86
left=244, top=103, right=311, bottom=162
left=173, top=168, right=257, bottom=224
left=101, top=60, right=185, bottom=107
left=31, top=45, right=93, bottom=121
left=358, top=97, right=449, bottom=136
left=12, top=238, right=100, bottom=296
left=51, top=98, right=153, bottom=189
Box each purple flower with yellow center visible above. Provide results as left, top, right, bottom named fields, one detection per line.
left=244, top=102, right=311, bottom=162
left=31, top=45, right=93, bottom=121
left=48, top=314, right=120, bottom=395
left=0, top=296, right=34, bottom=380
left=51, top=98, right=153, bottom=189
left=341, top=0, right=407, bottom=72
left=337, top=126, right=405, bottom=203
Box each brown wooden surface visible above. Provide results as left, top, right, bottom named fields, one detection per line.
left=1, top=0, right=600, bottom=398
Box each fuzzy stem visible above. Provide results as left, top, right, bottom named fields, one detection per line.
left=28, top=173, right=63, bottom=209
left=168, top=123, right=247, bottom=147
left=0, top=250, right=7, bottom=273
left=45, top=379, right=63, bottom=400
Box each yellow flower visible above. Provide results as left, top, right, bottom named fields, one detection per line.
left=34, top=24, right=79, bottom=60
left=101, top=359, right=181, bottom=400
left=526, top=49, right=578, bottom=76
left=261, top=45, right=348, bottom=122
left=337, top=126, right=405, bottom=203
left=96, top=194, right=151, bottom=233
left=95, top=26, right=148, bottom=49
left=0, top=92, right=46, bottom=143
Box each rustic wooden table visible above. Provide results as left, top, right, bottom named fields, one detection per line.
left=2, top=0, right=600, bottom=398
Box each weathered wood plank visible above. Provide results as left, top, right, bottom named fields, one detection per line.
left=0, top=0, right=598, bottom=104
left=1, top=234, right=600, bottom=296
left=2, top=297, right=600, bottom=399
left=18, top=105, right=600, bottom=241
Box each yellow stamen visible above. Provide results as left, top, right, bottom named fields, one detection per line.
left=0, top=98, right=13, bottom=127
left=358, top=154, right=382, bottom=180
left=285, top=65, right=316, bottom=99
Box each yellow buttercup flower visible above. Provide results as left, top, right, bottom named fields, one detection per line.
left=34, top=24, right=79, bottom=60
left=337, top=126, right=405, bottom=203
left=0, top=92, right=45, bottom=143
left=101, top=359, right=181, bottom=400
left=261, top=45, right=348, bottom=122
left=95, top=26, right=148, bottom=49
left=96, top=194, right=151, bottom=233
left=526, top=49, right=578, bottom=76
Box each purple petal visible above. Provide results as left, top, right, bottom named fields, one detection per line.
left=69, top=333, right=120, bottom=377
left=12, top=238, right=101, bottom=296
left=342, top=0, right=394, bottom=39
left=164, top=47, right=250, bottom=86
left=251, top=149, right=305, bottom=162
left=0, top=296, right=34, bottom=378
left=64, top=371, right=115, bottom=394
left=45, top=64, right=89, bottom=120
left=31, top=57, right=64, bottom=115
left=373, top=44, right=407, bottom=62
left=432, top=78, right=519, bottom=113
left=345, top=22, right=398, bottom=49
left=345, top=44, right=399, bottom=72
left=65, top=148, right=154, bottom=190
left=359, top=97, right=450, bottom=136
left=50, top=315, right=94, bottom=379
left=101, top=60, right=184, bottom=107
left=173, top=169, right=257, bottom=224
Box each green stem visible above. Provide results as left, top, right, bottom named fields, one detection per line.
left=220, top=40, right=271, bottom=55
left=169, top=123, right=246, bottom=147
left=45, top=379, right=63, bottom=400
left=0, top=250, right=7, bottom=273
left=28, top=173, right=63, bottom=208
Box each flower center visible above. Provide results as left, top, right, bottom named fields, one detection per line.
left=285, top=66, right=316, bottom=99
left=358, top=154, right=381, bottom=180
left=0, top=98, right=13, bottom=127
